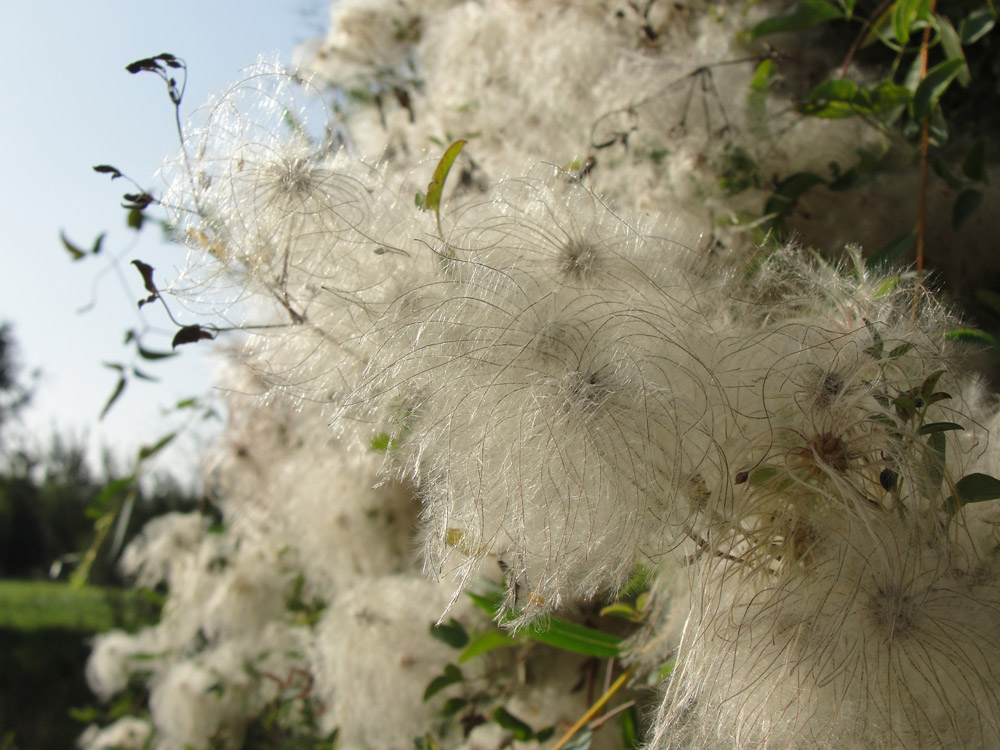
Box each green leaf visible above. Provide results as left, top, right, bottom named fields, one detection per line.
left=69, top=706, right=100, bottom=723
left=800, top=78, right=909, bottom=121
left=89, top=475, right=135, bottom=514
left=621, top=704, right=641, bottom=750
left=522, top=616, right=622, bottom=658
left=749, top=58, right=774, bottom=92
left=100, top=377, right=126, bottom=420
left=800, top=79, right=863, bottom=119
left=430, top=618, right=469, bottom=649
left=946, top=328, right=1000, bottom=348
left=932, top=155, right=965, bottom=189
left=467, top=590, right=503, bottom=617
left=893, top=394, right=919, bottom=420
left=893, top=0, right=929, bottom=45
left=911, top=58, right=965, bottom=123
left=137, top=345, right=177, bottom=360
left=748, top=465, right=781, bottom=485
left=953, top=188, right=983, bottom=230
left=413, top=734, right=439, bottom=750
left=439, top=697, right=468, bottom=717
left=466, top=590, right=622, bottom=658
left=937, top=14, right=971, bottom=86
left=962, top=138, right=988, bottom=183
left=60, top=230, right=87, bottom=260
left=370, top=432, right=397, bottom=452
left=492, top=706, right=534, bottom=741
left=131, top=366, right=157, bottom=382
left=422, top=664, right=463, bottom=702
left=919, top=422, right=964, bottom=435
left=599, top=602, right=643, bottom=621
left=946, top=473, right=1000, bottom=516
left=458, top=630, right=520, bottom=662
left=537, top=727, right=556, bottom=743
left=423, top=139, right=467, bottom=230
left=863, top=2, right=898, bottom=47
left=127, top=207, right=145, bottom=230
left=138, top=432, right=176, bottom=462
left=960, top=7, right=996, bottom=45
left=919, top=369, right=946, bottom=402
left=887, top=342, right=914, bottom=359
left=750, top=0, right=843, bottom=38
left=747, top=59, right=775, bottom=136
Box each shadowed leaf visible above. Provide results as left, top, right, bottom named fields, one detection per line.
left=92, top=164, right=123, bottom=179
left=430, top=618, right=469, bottom=649
left=100, top=377, right=126, bottom=420
left=60, top=231, right=86, bottom=260
left=751, top=0, right=842, bottom=38
left=172, top=325, right=215, bottom=348
left=911, top=58, right=965, bottom=123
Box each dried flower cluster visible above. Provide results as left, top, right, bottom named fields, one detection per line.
left=82, top=2, right=1000, bottom=749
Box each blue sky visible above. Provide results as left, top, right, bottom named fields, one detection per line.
left=1, top=3, right=324, bottom=481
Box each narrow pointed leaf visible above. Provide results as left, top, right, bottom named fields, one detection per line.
left=60, top=231, right=86, bottom=260
left=458, top=630, right=520, bottom=662
left=138, top=432, right=176, bottom=462
left=424, top=139, right=467, bottom=216
left=430, top=618, right=469, bottom=649
left=751, top=0, right=842, bottom=38
left=937, top=14, right=971, bottom=86
left=172, top=325, right=216, bottom=348
left=911, top=58, right=965, bottom=123
left=100, top=377, right=127, bottom=420
left=918, top=422, right=964, bottom=435
left=492, top=707, right=534, bottom=742
left=946, top=473, right=1000, bottom=516
left=422, top=664, right=463, bottom=701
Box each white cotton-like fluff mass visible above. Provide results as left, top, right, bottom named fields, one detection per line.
left=338, top=165, right=719, bottom=621
left=145, top=625, right=312, bottom=750
left=84, top=1, right=1000, bottom=748
left=206, top=363, right=421, bottom=598
left=118, top=510, right=211, bottom=588
left=77, top=717, right=152, bottom=750
left=651, top=512, right=1000, bottom=749
left=643, top=250, right=1000, bottom=749
left=311, top=574, right=476, bottom=748
left=86, top=629, right=159, bottom=701
left=147, top=658, right=245, bottom=750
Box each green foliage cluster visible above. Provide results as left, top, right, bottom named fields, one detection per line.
left=744, top=0, right=996, bottom=238
left=413, top=572, right=655, bottom=750
left=0, top=326, right=203, bottom=750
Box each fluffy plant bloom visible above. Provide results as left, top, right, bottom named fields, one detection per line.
left=77, top=717, right=152, bottom=750
left=339, top=165, right=719, bottom=622
left=641, top=249, right=1000, bottom=749
left=83, top=1, right=1000, bottom=748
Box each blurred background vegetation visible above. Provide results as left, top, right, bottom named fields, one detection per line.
left=0, top=323, right=201, bottom=750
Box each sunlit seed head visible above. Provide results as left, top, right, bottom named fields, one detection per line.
left=559, top=237, right=601, bottom=281
left=563, top=368, right=611, bottom=415
left=867, top=582, right=918, bottom=638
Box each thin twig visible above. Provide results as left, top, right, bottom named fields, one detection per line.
left=551, top=667, right=634, bottom=750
